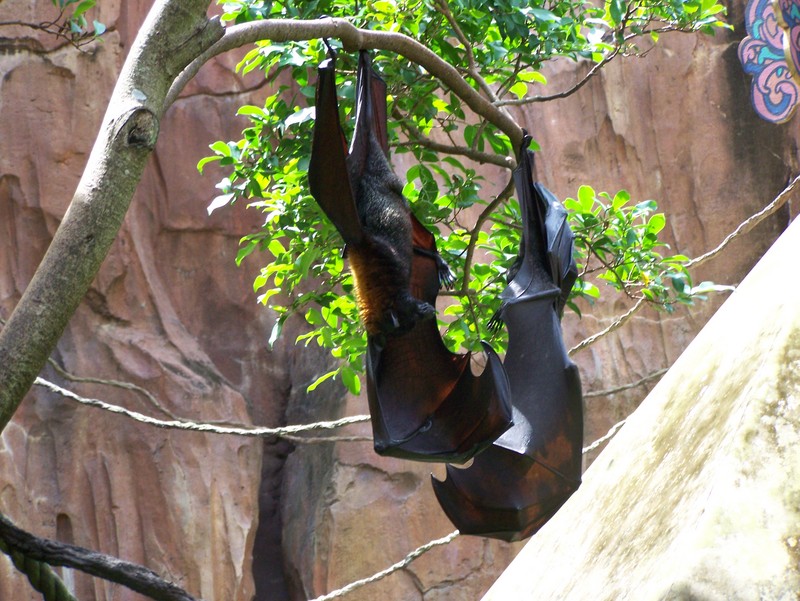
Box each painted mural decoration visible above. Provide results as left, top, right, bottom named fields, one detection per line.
left=739, top=0, right=800, bottom=123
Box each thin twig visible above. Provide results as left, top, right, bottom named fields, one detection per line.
left=461, top=176, right=516, bottom=290
left=685, top=172, right=800, bottom=269
left=34, top=376, right=370, bottom=438
left=394, top=134, right=513, bottom=168
left=583, top=367, right=668, bottom=398
left=496, top=47, right=621, bottom=106
left=281, top=434, right=372, bottom=444
left=308, top=530, right=460, bottom=601
left=435, top=0, right=500, bottom=103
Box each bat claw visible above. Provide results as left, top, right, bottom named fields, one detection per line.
left=436, top=257, right=456, bottom=290
left=487, top=309, right=504, bottom=333
left=379, top=299, right=435, bottom=337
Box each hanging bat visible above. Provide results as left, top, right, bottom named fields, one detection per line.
left=432, top=133, right=584, bottom=540
left=365, top=216, right=513, bottom=463
left=309, top=48, right=434, bottom=337
left=308, top=48, right=513, bottom=463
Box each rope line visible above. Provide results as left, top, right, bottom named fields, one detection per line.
left=308, top=530, right=460, bottom=601
left=34, top=376, right=370, bottom=438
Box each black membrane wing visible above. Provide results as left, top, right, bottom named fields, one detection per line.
left=348, top=51, right=389, bottom=177
left=536, top=182, right=578, bottom=316
left=366, top=216, right=513, bottom=463
left=432, top=135, right=584, bottom=539
left=307, top=53, right=363, bottom=246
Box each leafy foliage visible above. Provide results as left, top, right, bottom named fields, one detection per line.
left=201, top=0, right=728, bottom=393
left=49, top=0, right=106, bottom=43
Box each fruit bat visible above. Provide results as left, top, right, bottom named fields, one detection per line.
left=308, top=48, right=513, bottom=463
left=431, top=133, right=584, bottom=541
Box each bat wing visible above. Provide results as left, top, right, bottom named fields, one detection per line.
left=431, top=135, right=583, bottom=538
left=349, top=50, right=390, bottom=166
left=536, top=182, right=578, bottom=315
left=366, top=216, right=513, bottom=463
left=308, top=53, right=364, bottom=246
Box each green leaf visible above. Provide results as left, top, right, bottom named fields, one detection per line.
left=648, top=213, right=666, bottom=234
left=518, top=71, right=548, bottom=85
left=341, top=365, right=361, bottom=395
left=307, top=369, right=338, bottom=392
left=267, top=239, right=286, bottom=257
left=609, top=0, right=626, bottom=24
left=509, top=81, right=528, bottom=99
left=207, top=194, right=233, bottom=214
left=530, top=7, right=559, bottom=22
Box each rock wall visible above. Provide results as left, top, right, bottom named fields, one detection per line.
left=0, top=1, right=797, bottom=600
left=0, top=2, right=296, bottom=599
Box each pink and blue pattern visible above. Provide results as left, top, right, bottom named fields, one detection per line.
left=738, top=0, right=800, bottom=123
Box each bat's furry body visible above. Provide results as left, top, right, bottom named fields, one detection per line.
left=347, top=134, right=434, bottom=336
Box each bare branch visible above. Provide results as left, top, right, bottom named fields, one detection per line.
left=0, top=514, right=199, bottom=601
left=461, top=176, right=516, bottom=290
left=46, top=358, right=182, bottom=420
left=496, top=48, right=621, bottom=106
left=435, top=0, right=500, bottom=103
left=568, top=298, right=645, bottom=356
left=0, top=534, right=77, bottom=601
left=281, top=434, right=372, bottom=444
left=165, top=18, right=523, bottom=148
left=392, top=105, right=513, bottom=168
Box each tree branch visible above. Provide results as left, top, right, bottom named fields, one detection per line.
left=435, top=0, right=500, bottom=103
left=165, top=17, right=523, bottom=148
left=0, top=514, right=199, bottom=601
left=392, top=106, right=513, bottom=168
left=0, top=535, right=77, bottom=601
left=461, top=176, right=516, bottom=290
left=583, top=367, right=668, bottom=398
left=496, top=48, right=621, bottom=106
left=46, top=357, right=182, bottom=420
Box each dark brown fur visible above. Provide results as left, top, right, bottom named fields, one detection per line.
left=348, top=134, right=434, bottom=336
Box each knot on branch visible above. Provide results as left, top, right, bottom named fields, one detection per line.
left=124, top=108, right=159, bottom=149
